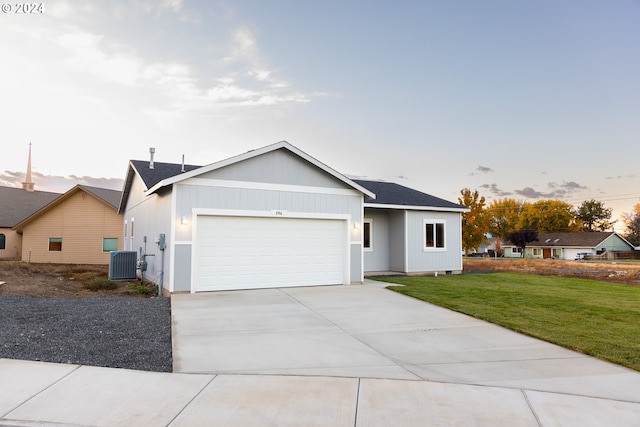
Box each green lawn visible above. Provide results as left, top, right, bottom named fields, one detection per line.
left=375, top=273, right=640, bottom=371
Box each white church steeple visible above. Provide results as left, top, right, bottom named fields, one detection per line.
left=22, top=143, right=35, bottom=192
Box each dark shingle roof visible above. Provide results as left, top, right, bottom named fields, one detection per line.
left=78, top=185, right=122, bottom=209
left=130, top=160, right=201, bottom=189
left=0, top=186, right=61, bottom=227
left=520, top=232, right=624, bottom=248
left=353, top=179, right=465, bottom=210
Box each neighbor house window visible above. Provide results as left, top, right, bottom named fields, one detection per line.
left=512, top=247, right=522, bottom=254
left=424, top=221, right=445, bottom=250
left=363, top=219, right=372, bottom=250
left=533, top=248, right=542, bottom=256
left=553, top=248, right=562, bottom=258
left=0, top=233, right=5, bottom=250
left=48, top=238, right=62, bottom=252
left=103, top=238, right=118, bottom=252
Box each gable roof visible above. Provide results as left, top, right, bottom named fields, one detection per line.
left=0, top=186, right=61, bottom=228
left=354, top=179, right=468, bottom=212
left=130, top=160, right=202, bottom=190
left=119, top=141, right=376, bottom=212
left=13, top=185, right=122, bottom=230
left=506, top=232, right=634, bottom=249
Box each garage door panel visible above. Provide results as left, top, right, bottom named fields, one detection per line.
left=195, top=216, right=346, bottom=292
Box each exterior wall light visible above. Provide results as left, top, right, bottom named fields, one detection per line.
left=180, top=216, right=188, bottom=225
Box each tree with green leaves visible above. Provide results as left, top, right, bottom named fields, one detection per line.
left=517, top=200, right=581, bottom=233
left=576, top=199, right=614, bottom=232
left=458, top=188, right=489, bottom=254
left=486, top=198, right=527, bottom=241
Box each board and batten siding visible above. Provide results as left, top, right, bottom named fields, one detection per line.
left=405, top=210, right=463, bottom=273
left=124, top=184, right=173, bottom=286
left=197, top=149, right=348, bottom=189
left=20, top=191, right=123, bottom=264
left=362, top=209, right=391, bottom=272
left=171, top=180, right=364, bottom=290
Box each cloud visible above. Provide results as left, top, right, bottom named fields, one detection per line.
left=0, top=170, right=123, bottom=194
left=476, top=165, right=493, bottom=174
left=514, top=181, right=588, bottom=199
left=514, top=187, right=552, bottom=199
left=44, top=21, right=323, bottom=121
left=606, top=175, right=636, bottom=180
left=480, top=183, right=512, bottom=197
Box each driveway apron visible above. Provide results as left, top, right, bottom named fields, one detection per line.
left=171, top=280, right=640, bottom=403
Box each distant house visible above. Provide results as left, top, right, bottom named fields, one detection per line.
left=118, top=141, right=468, bottom=294
left=0, top=186, right=60, bottom=260
left=13, top=185, right=123, bottom=264
left=503, top=232, right=635, bottom=260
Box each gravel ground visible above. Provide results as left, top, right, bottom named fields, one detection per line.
left=0, top=296, right=172, bottom=372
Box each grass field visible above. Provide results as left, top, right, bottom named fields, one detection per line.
left=374, top=272, right=640, bottom=371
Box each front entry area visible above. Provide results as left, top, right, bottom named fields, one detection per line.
left=194, top=215, right=348, bottom=292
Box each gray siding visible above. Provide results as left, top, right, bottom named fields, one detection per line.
left=406, top=210, right=463, bottom=273
left=199, top=149, right=347, bottom=189
left=122, top=177, right=174, bottom=291
left=173, top=243, right=191, bottom=291
left=350, top=244, right=362, bottom=283
left=363, top=209, right=390, bottom=272
left=388, top=210, right=406, bottom=272
left=174, top=182, right=364, bottom=285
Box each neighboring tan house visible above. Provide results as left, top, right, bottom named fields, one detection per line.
left=13, top=185, right=123, bottom=264
left=118, top=141, right=468, bottom=294
left=503, top=232, right=635, bottom=260
left=0, top=186, right=61, bottom=260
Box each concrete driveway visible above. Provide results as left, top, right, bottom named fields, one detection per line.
left=172, top=279, right=640, bottom=400
left=3, top=280, right=639, bottom=426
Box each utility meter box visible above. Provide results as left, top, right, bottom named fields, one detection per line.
left=155, top=233, right=166, bottom=250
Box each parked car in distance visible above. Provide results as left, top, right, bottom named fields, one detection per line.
left=575, top=252, right=590, bottom=260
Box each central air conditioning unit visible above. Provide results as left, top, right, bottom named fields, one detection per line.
left=108, top=251, right=138, bottom=280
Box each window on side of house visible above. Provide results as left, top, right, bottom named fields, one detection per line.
left=103, top=238, right=118, bottom=252
left=0, top=233, right=5, bottom=250
left=363, top=219, right=372, bottom=250
left=511, top=247, right=522, bottom=254
left=553, top=248, right=562, bottom=258
left=49, top=238, right=62, bottom=252
left=424, top=221, right=445, bottom=250
left=532, top=248, right=542, bottom=256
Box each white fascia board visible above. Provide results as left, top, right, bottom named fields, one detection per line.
left=364, top=203, right=469, bottom=213
left=180, top=177, right=362, bottom=197
left=145, top=140, right=376, bottom=199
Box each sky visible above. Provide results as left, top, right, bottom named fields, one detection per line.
left=1, top=0, right=639, bottom=230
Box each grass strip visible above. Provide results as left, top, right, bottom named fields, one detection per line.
left=375, top=272, right=640, bottom=371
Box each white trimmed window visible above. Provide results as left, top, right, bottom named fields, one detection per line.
left=363, top=219, right=372, bottom=250
left=424, top=221, right=445, bottom=250
left=533, top=248, right=542, bottom=256
left=0, top=233, right=5, bottom=250
left=512, top=247, right=522, bottom=254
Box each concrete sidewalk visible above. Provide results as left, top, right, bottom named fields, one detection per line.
left=2, top=280, right=639, bottom=426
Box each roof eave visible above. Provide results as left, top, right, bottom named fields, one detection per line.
left=364, top=202, right=469, bottom=213
left=145, top=141, right=377, bottom=199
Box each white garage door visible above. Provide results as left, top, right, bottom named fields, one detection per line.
left=195, top=215, right=347, bottom=292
